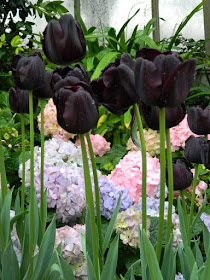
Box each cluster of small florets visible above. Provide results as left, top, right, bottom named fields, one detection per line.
left=200, top=213, right=210, bottom=232
left=37, top=98, right=76, bottom=141
left=108, top=151, right=160, bottom=202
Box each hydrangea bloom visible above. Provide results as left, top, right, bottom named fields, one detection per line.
left=108, top=151, right=160, bottom=202
left=189, top=168, right=208, bottom=195
left=75, top=134, right=111, bottom=157
left=55, top=225, right=87, bottom=280
left=175, top=273, right=184, bottom=279
left=200, top=213, right=210, bottom=232
left=19, top=138, right=85, bottom=187
left=37, top=98, right=75, bottom=141
left=10, top=210, right=22, bottom=264
left=126, top=128, right=160, bottom=156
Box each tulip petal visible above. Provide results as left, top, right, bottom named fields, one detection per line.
left=188, top=105, right=210, bottom=135
left=136, top=48, right=161, bottom=61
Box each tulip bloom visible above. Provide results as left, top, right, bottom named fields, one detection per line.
left=91, top=53, right=138, bottom=115
left=166, top=159, right=193, bottom=191
left=184, top=135, right=206, bottom=164
left=187, top=105, right=210, bottom=135
left=201, top=141, right=210, bottom=169
left=135, top=48, right=196, bottom=107
left=140, top=102, right=186, bottom=130
left=9, top=88, right=38, bottom=114
left=42, top=14, right=86, bottom=65
left=33, top=70, right=53, bottom=99
left=54, top=82, right=99, bottom=134
left=12, top=52, right=46, bottom=90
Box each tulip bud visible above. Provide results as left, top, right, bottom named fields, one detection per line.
left=33, top=70, right=53, bottom=99
left=184, top=135, right=206, bottom=164
left=166, top=159, right=193, bottom=191
left=42, top=14, right=86, bottom=65
left=187, top=105, right=210, bottom=135
left=12, top=52, right=46, bottom=90
left=54, top=82, right=99, bottom=134
left=9, top=88, right=38, bottom=114
left=201, top=141, right=210, bottom=169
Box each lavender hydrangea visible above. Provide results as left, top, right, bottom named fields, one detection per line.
left=200, top=212, right=210, bottom=232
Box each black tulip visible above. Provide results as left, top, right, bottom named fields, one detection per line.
left=12, top=52, right=46, bottom=90
left=140, top=101, right=186, bottom=130
left=42, top=14, right=86, bottom=65
left=9, top=88, right=38, bottom=114
left=201, top=141, right=210, bottom=169
left=187, top=105, right=210, bottom=135
left=33, top=70, right=53, bottom=99
left=91, top=53, right=137, bottom=115
left=54, top=82, right=99, bottom=134
left=166, top=159, right=193, bottom=191
left=184, top=135, right=207, bottom=164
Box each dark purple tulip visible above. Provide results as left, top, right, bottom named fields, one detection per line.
left=140, top=102, right=186, bottom=130
left=33, top=70, right=53, bottom=99
left=54, top=82, right=99, bottom=134
left=166, top=159, right=193, bottom=191
left=12, top=52, right=46, bottom=90
left=91, top=53, right=137, bottom=115
left=9, top=88, right=38, bottom=114
left=184, top=135, right=207, bottom=164
left=135, top=48, right=196, bottom=107
left=42, top=14, right=86, bottom=65
left=201, top=141, right=210, bottom=169
left=187, top=105, right=210, bottom=135
left=136, top=47, right=182, bottom=62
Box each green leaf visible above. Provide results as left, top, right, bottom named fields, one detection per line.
left=86, top=56, right=95, bottom=71
left=20, top=215, right=30, bottom=278
left=203, top=225, right=210, bottom=255
left=177, top=198, right=188, bottom=248
left=31, top=216, right=56, bottom=280
left=91, top=51, right=120, bottom=80
left=190, top=263, right=199, bottom=280
left=134, top=34, right=159, bottom=49
left=11, top=35, right=22, bottom=47
left=124, top=259, right=141, bottom=280
left=101, top=234, right=119, bottom=280
left=59, top=254, right=74, bottom=279
left=86, top=253, right=97, bottom=280
left=138, top=227, right=147, bottom=280
left=194, top=241, right=203, bottom=269
left=0, top=108, right=12, bottom=129
left=102, top=196, right=121, bottom=255
left=124, top=106, right=132, bottom=128
left=203, top=237, right=210, bottom=280
left=161, top=235, right=176, bottom=280
left=2, top=241, right=20, bottom=280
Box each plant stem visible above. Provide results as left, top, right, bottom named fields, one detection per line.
left=0, top=131, right=7, bottom=202
left=29, top=91, right=35, bottom=279
left=188, top=163, right=199, bottom=242
left=133, top=104, right=147, bottom=231
left=180, top=190, right=188, bottom=228
left=156, top=107, right=166, bottom=262
left=204, top=134, right=208, bottom=140
left=165, top=128, right=173, bottom=245
left=40, top=99, right=45, bottom=235
left=79, top=134, right=99, bottom=279
left=85, top=133, right=103, bottom=270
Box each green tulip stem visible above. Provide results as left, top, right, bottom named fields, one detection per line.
left=156, top=107, right=166, bottom=262
left=79, top=134, right=99, bottom=279
left=180, top=190, right=188, bottom=227
left=85, top=133, right=103, bottom=270
left=133, top=103, right=147, bottom=231
left=188, top=163, right=199, bottom=242
left=205, top=134, right=208, bottom=141
left=40, top=99, right=46, bottom=235
left=165, top=128, right=173, bottom=245
left=0, top=131, right=7, bottom=202
left=29, top=90, right=35, bottom=278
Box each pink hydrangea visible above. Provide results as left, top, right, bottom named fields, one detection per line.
left=188, top=168, right=208, bottom=195
left=108, top=151, right=160, bottom=202
left=76, top=134, right=110, bottom=157
left=37, top=98, right=75, bottom=141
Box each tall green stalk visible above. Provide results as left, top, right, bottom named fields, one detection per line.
left=180, top=190, right=188, bottom=228
left=133, top=104, right=147, bottom=231
left=40, top=99, right=46, bottom=235
left=165, top=128, right=173, bottom=245
left=79, top=134, right=99, bottom=279
left=0, top=131, right=7, bottom=202
left=20, top=114, right=25, bottom=213
left=188, top=163, right=199, bottom=241
left=29, top=90, right=35, bottom=278
left=85, top=133, right=103, bottom=270
left=156, top=107, right=166, bottom=262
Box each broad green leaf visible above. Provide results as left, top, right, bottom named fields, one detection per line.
left=91, top=51, right=120, bottom=80
left=59, top=254, right=74, bottom=280
left=20, top=215, right=30, bottom=278
left=124, top=259, right=141, bottom=280
left=194, top=240, right=203, bottom=269
left=101, top=234, right=119, bottom=280
left=203, top=225, right=209, bottom=254
left=203, top=231, right=210, bottom=280
left=48, top=264, right=62, bottom=280
left=134, top=34, right=159, bottom=49
left=86, top=253, right=97, bottom=280
left=161, top=235, right=176, bottom=280
left=177, top=198, right=188, bottom=248
left=86, top=56, right=95, bottom=71
left=190, top=263, right=199, bottom=280
left=2, top=241, right=20, bottom=280
left=138, top=227, right=147, bottom=280
left=85, top=208, right=94, bottom=263
left=124, top=106, right=132, bottom=128
left=0, top=108, right=12, bottom=129
left=11, top=35, right=22, bottom=47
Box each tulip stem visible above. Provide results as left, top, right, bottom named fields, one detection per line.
left=29, top=90, right=35, bottom=279
left=205, top=134, right=208, bottom=141
left=134, top=103, right=147, bottom=231
left=188, top=163, right=199, bottom=242
left=79, top=134, right=99, bottom=279
left=20, top=113, right=26, bottom=241
left=0, top=131, right=7, bottom=202
left=156, top=107, right=166, bottom=262
left=40, top=99, right=46, bottom=236
left=180, top=190, right=188, bottom=228
left=165, top=128, right=173, bottom=245
left=85, top=133, right=103, bottom=270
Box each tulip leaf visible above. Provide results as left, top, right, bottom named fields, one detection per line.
left=0, top=108, right=12, bottom=129
left=161, top=235, right=176, bottom=280
left=124, top=106, right=132, bottom=128
left=91, top=51, right=120, bottom=80
left=2, top=241, right=20, bottom=280
left=190, top=263, right=199, bottom=280
left=185, top=91, right=210, bottom=100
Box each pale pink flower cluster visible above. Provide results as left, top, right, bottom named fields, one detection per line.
left=188, top=168, right=208, bottom=195
left=55, top=225, right=87, bottom=279
left=108, top=151, right=160, bottom=202
left=76, top=134, right=111, bottom=157
left=126, top=128, right=160, bottom=156
left=37, top=98, right=75, bottom=141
